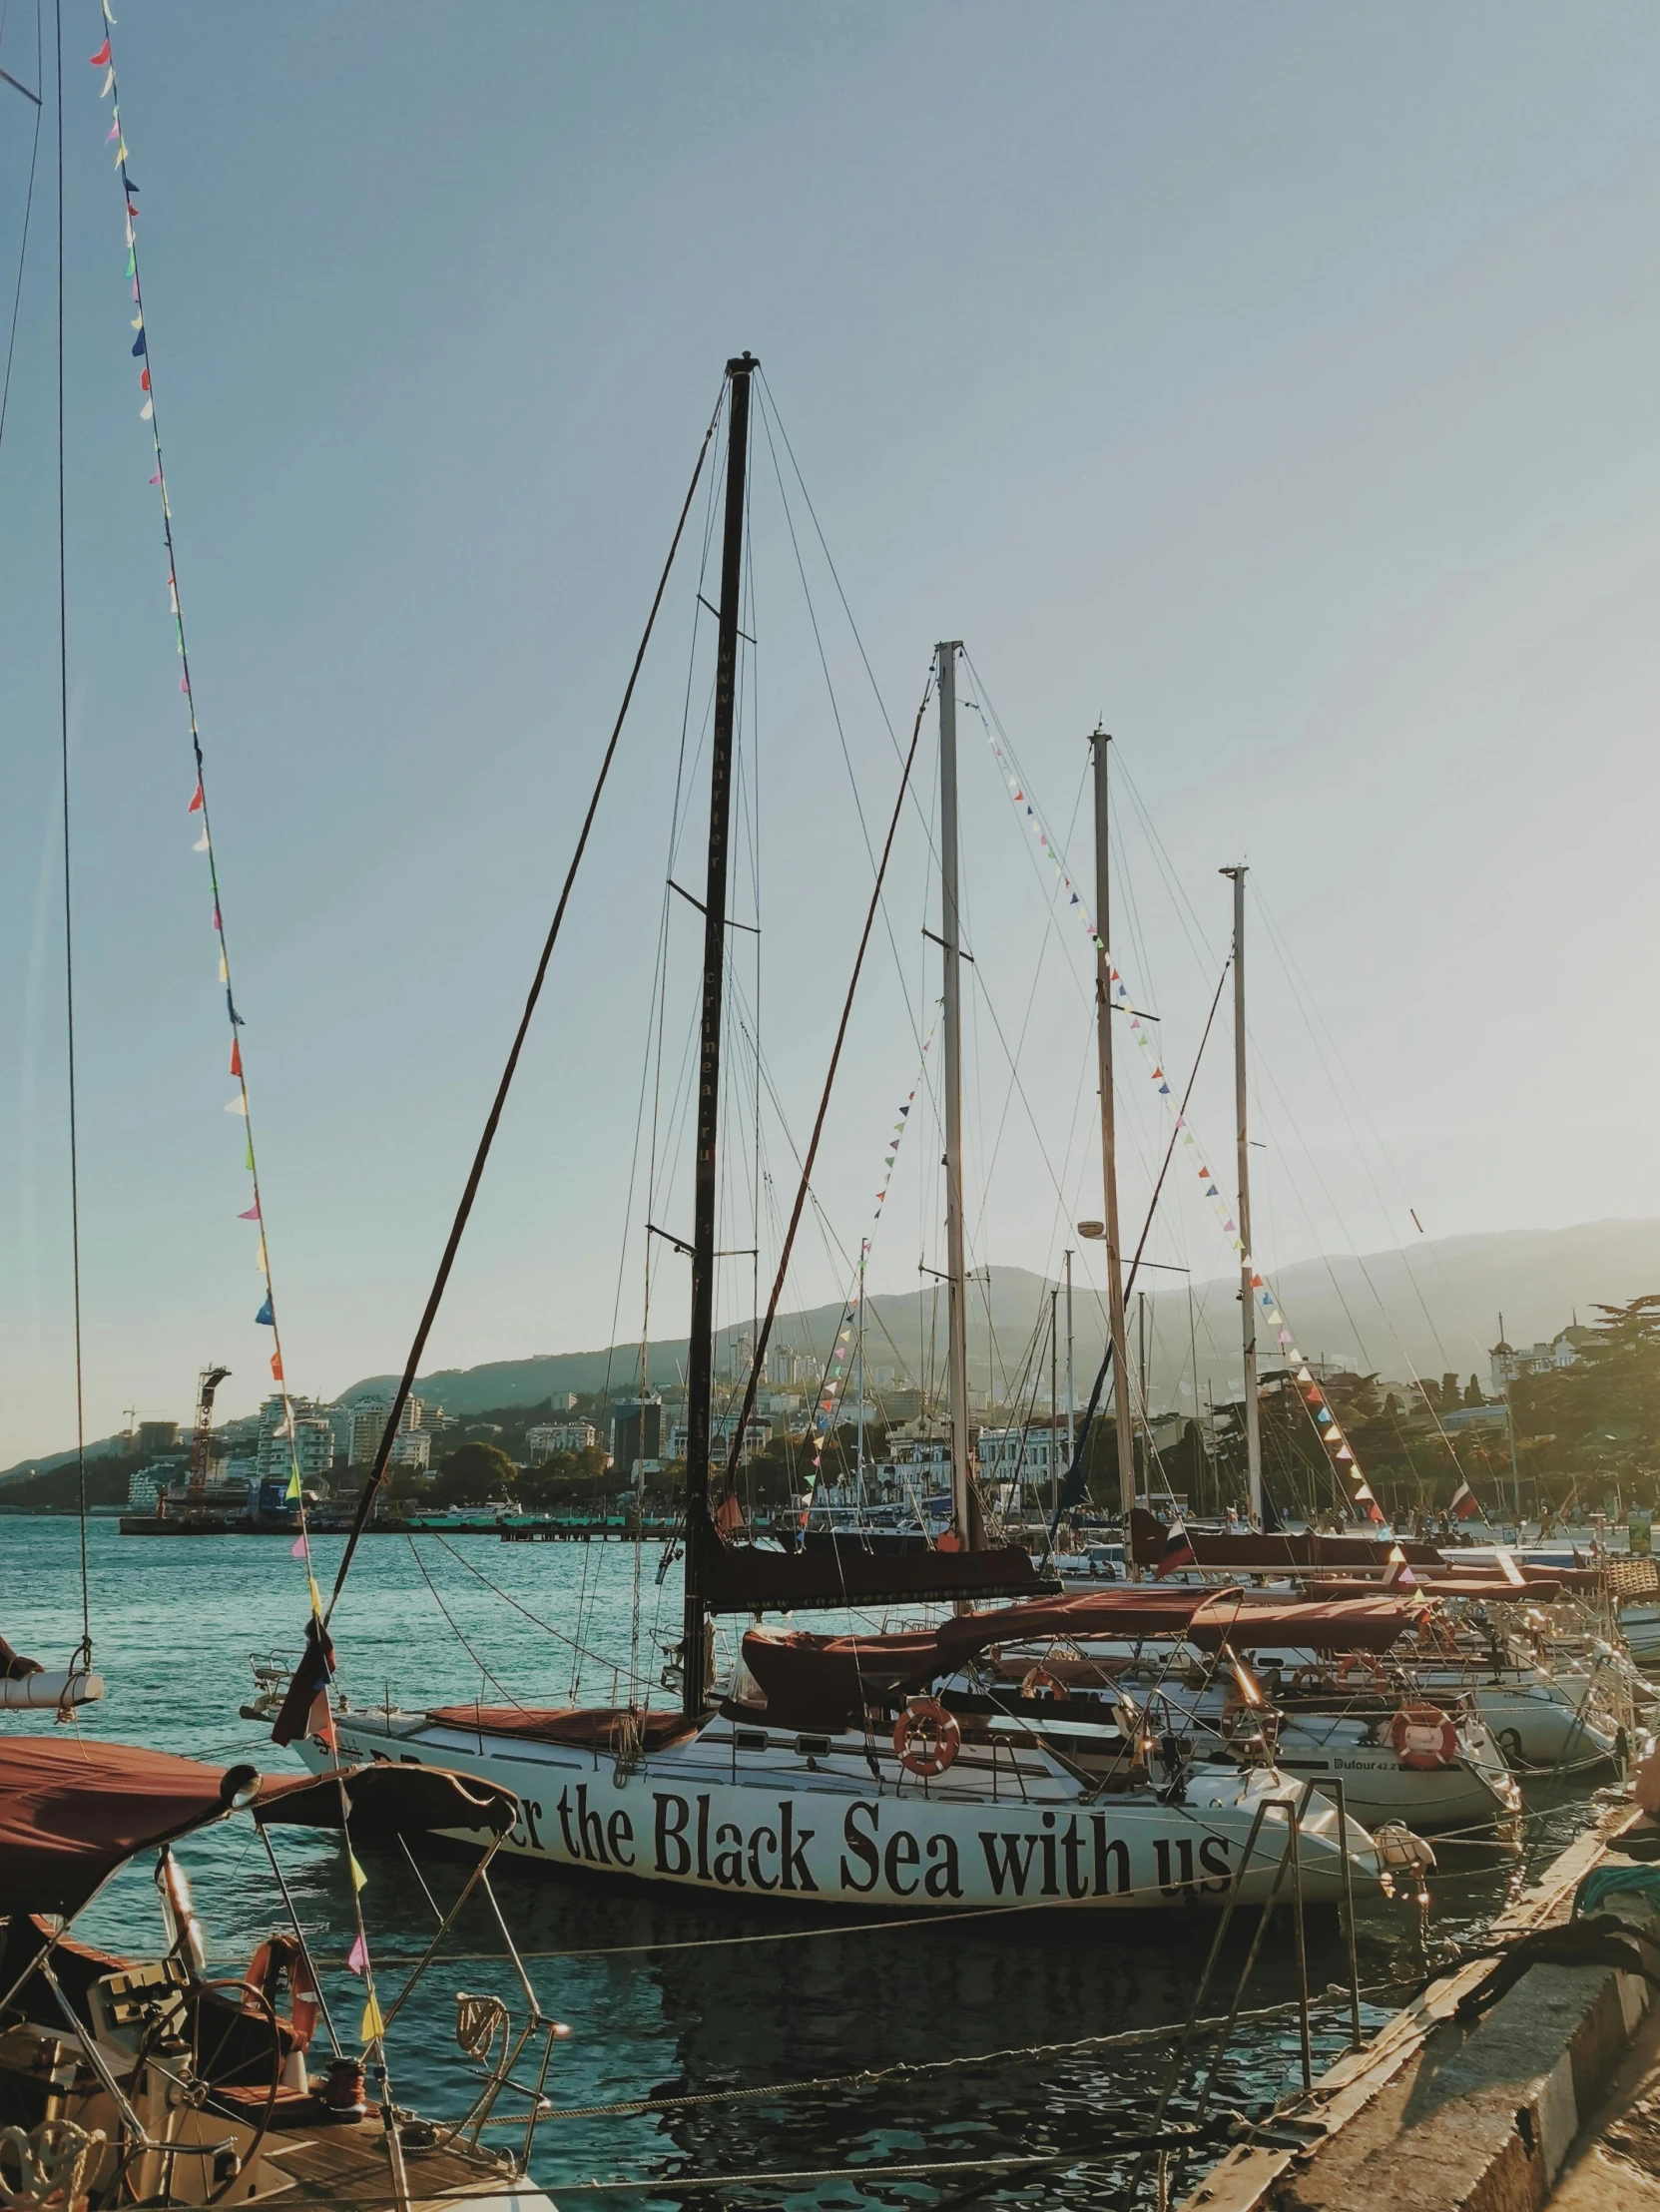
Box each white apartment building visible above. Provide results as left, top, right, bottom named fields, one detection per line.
left=342, top=1393, right=425, bottom=1467
left=526, top=1420, right=598, bottom=1461
left=255, top=1397, right=335, bottom=1486
left=976, top=1422, right=1067, bottom=1486
left=668, top=1412, right=772, bottom=1460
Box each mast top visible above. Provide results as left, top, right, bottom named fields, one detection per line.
left=1220, top=862, right=1248, bottom=880
left=726, top=351, right=760, bottom=377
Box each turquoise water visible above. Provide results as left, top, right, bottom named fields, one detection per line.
left=0, top=1516, right=1610, bottom=2208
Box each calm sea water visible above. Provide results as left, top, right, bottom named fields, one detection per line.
left=0, top=1515, right=1613, bottom=2209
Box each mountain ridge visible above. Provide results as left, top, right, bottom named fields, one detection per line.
left=7, top=1217, right=1658, bottom=1482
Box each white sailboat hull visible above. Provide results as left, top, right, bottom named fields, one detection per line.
left=300, top=1711, right=1383, bottom=1913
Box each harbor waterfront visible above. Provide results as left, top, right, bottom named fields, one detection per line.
left=2, top=1516, right=1622, bottom=2208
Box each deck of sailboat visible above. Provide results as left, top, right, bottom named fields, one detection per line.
left=262, top=2116, right=536, bottom=2207
left=330, top=1704, right=1092, bottom=1803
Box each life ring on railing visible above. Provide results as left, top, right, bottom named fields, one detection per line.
left=247, top=1932, right=319, bottom=2048
left=1388, top=1703, right=1459, bottom=1771
left=1018, top=1665, right=1069, bottom=1703
left=1338, top=1656, right=1388, bottom=1695
left=1290, top=1666, right=1332, bottom=1696
left=893, top=1698, right=961, bottom=1778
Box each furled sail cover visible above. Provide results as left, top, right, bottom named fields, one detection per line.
left=737, top=1586, right=1426, bottom=1730
left=697, top=1540, right=1057, bottom=1614
left=739, top=1587, right=1227, bottom=1732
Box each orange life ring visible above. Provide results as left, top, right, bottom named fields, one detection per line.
left=247, top=1932, right=319, bottom=2049
left=1388, top=1703, right=1459, bottom=1771
left=1338, top=1656, right=1387, bottom=1694
left=1290, top=1666, right=1332, bottom=1696
left=1018, top=1665, right=1069, bottom=1703
left=893, top=1697, right=961, bottom=1778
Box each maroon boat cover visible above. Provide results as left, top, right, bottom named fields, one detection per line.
left=1127, top=1507, right=1442, bottom=1571
left=424, top=1704, right=701, bottom=1752
left=1298, top=1575, right=1563, bottom=1604
left=1184, top=1594, right=1422, bottom=1651
left=698, top=1540, right=1057, bottom=1614
left=740, top=1588, right=1230, bottom=1732
left=0, top=1738, right=521, bottom=1920
left=739, top=1586, right=1430, bottom=1728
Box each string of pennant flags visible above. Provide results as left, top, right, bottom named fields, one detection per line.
left=91, top=13, right=386, bottom=2037
left=799, top=1012, right=939, bottom=1515
left=975, top=721, right=1390, bottom=1527
left=92, top=18, right=301, bottom=1460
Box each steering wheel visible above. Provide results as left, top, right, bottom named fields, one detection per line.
left=119, top=1977, right=282, bottom=2206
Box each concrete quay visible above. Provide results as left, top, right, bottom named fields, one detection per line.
left=1182, top=1804, right=1660, bottom=2212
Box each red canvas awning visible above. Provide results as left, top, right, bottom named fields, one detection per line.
left=0, top=1738, right=520, bottom=1920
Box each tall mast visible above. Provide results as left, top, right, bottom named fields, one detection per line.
left=1050, top=1286, right=1059, bottom=1523
left=1064, top=1248, right=1075, bottom=1470
left=1222, top=864, right=1264, bottom=1528
left=937, top=642, right=974, bottom=1547
left=681, top=352, right=755, bottom=1717
left=1090, top=728, right=1137, bottom=1528
left=856, top=1239, right=867, bottom=1505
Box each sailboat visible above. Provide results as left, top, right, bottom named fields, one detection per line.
left=271, top=354, right=1399, bottom=1913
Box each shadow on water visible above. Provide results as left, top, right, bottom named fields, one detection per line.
left=1, top=1519, right=1623, bottom=2208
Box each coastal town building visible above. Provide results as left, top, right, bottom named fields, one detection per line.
left=340, top=1393, right=425, bottom=1466
left=526, top=1419, right=598, bottom=1460
left=668, top=1411, right=772, bottom=1461
left=611, top=1395, right=662, bottom=1476
left=1489, top=1319, right=1599, bottom=1393
left=255, top=1396, right=336, bottom=1487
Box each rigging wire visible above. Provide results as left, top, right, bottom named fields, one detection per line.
left=717, top=669, right=932, bottom=1497
left=0, top=0, right=42, bottom=457
left=52, top=0, right=88, bottom=1660
left=326, top=381, right=728, bottom=1621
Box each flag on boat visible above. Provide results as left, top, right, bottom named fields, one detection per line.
left=270, top=1616, right=337, bottom=1749
left=1449, top=1481, right=1480, bottom=1521
left=1153, top=1517, right=1196, bottom=1577
left=1383, top=1543, right=1418, bottom=1591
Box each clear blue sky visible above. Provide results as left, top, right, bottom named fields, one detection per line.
left=5, top=2, right=1660, bottom=1460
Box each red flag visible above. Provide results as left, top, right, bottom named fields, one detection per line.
left=1450, top=1481, right=1480, bottom=1521
left=230, top=1040, right=243, bottom=1077
left=188, top=783, right=204, bottom=813
left=140, top=367, right=151, bottom=392
left=1153, top=1518, right=1196, bottom=1578
left=271, top=1353, right=284, bottom=1382
left=89, top=38, right=111, bottom=65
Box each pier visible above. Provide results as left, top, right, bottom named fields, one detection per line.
left=1184, top=1802, right=1660, bottom=2212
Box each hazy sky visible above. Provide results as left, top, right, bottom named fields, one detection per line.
left=5, top=2, right=1660, bottom=1462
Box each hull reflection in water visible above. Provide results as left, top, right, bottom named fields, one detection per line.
left=297, top=1707, right=1388, bottom=1911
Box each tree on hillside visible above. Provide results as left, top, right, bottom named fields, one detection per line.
left=433, top=1441, right=517, bottom=1506
left=1464, top=1375, right=1483, bottom=1406
left=1507, top=1290, right=1660, bottom=1505
left=516, top=1447, right=610, bottom=1512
